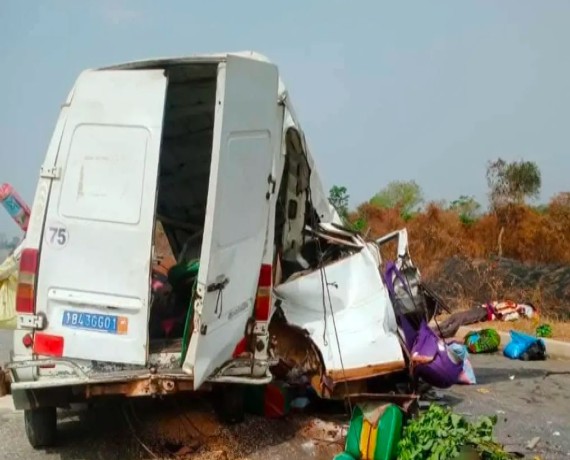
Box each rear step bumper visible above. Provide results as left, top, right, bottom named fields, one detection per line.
left=7, top=358, right=272, bottom=393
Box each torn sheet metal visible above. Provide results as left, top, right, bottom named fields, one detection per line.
left=274, top=246, right=405, bottom=388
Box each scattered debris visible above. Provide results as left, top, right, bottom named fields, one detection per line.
left=398, top=404, right=514, bottom=460
left=526, top=437, right=541, bottom=450
left=536, top=323, right=553, bottom=338
left=448, top=342, right=477, bottom=385
left=334, top=403, right=402, bottom=460
left=436, top=301, right=536, bottom=339
left=291, top=397, right=311, bottom=411
left=428, top=256, right=570, bottom=321
left=0, top=183, right=30, bottom=232
left=504, top=331, right=547, bottom=361
left=465, top=329, right=502, bottom=354
left=301, top=419, right=346, bottom=445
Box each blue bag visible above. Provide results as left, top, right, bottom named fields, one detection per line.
left=503, top=330, right=546, bottom=360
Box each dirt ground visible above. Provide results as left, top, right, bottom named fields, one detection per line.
left=1, top=354, right=569, bottom=460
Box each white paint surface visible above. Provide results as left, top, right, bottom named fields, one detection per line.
left=275, top=246, right=405, bottom=374
left=184, top=56, right=280, bottom=389
left=35, top=69, right=168, bottom=365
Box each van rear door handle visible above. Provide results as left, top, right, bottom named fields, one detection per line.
left=207, top=277, right=229, bottom=293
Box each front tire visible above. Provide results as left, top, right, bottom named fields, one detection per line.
left=24, top=407, right=57, bottom=449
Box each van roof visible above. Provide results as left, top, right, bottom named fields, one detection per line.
left=99, top=51, right=272, bottom=71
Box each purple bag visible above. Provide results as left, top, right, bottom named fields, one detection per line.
left=384, top=262, right=462, bottom=389
left=412, top=322, right=462, bottom=388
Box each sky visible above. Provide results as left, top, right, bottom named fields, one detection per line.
left=1, top=0, right=570, bottom=237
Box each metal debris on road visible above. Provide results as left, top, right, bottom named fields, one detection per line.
left=526, top=436, right=541, bottom=450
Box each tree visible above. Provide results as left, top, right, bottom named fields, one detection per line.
left=328, top=185, right=350, bottom=218
left=487, top=158, right=542, bottom=209
left=449, top=195, right=482, bottom=225
left=370, top=180, right=424, bottom=219
left=486, top=158, right=541, bottom=256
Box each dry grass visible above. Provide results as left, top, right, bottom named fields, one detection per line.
left=352, top=196, right=570, bottom=320
left=355, top=194, right=570, bottom=273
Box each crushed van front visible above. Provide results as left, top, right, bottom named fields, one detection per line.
left=271, top=227, right=407, bottom=396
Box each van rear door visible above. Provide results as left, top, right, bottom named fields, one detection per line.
left=34, top=69, right=167, bottom=365
left=183, top=56, right=280, bottom=389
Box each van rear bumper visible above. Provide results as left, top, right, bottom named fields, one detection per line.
left=7, top=357, right=272, bottom=393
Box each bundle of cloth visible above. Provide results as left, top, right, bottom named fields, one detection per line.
left=436, top=300, right=537, bottom=339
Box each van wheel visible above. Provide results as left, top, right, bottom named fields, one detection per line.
left=212, top=384, right=245, bottom=424
left=24, top=407, right=57, bottom=449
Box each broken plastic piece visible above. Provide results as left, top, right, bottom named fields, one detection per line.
left=0, top=183, right=30, bottom=232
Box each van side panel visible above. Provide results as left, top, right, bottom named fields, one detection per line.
left=11, top=106, right=71, bottom=377
left=34, top=70, right=167, bottom=365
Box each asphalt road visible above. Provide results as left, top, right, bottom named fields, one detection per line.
left=0, top=354, right=568, bottom=459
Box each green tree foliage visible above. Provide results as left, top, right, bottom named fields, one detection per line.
left=486, top=158, right=542, bottom=256
left=328, top=185, right=350, bottom=218
left=449, top=195, right=482, bottom=225
left=370, top=180, right=424, bottom=220
left=487, top=158, right=542, bottom=209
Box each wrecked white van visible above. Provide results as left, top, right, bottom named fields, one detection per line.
left=6, top=52, right=413, bottom=448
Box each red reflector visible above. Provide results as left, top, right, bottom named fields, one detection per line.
left=19, top=248, right=39, bottom=273
left=33, top=333, right=64, bottom=357
left=22, top=333, right=33, bottom=348
left=254, top=294, right=271, bottom=321
left=232, top=337, right=248, bottom=358
left=258, top=264, right=272, bottom=287
left=16, top=248, right=39, bottom=314
left=254, top=264, right=272, bottom=321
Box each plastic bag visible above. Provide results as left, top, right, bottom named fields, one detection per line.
left=411, top=322, right=462, bottom=389
left=464, top=328, right=501, bottom=354
left=448, top=342, right=477, bottom=385
left=503, top=330, right=546, bottom=360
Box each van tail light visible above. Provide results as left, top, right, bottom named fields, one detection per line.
left=16, top=248, right=39, bottom=314
left=254, top=264, right=272, bottom=321
left=232, top=264, right=273, bottom=358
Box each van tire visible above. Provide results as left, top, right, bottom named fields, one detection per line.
left=24, top=407, right=57, bottom=449
left=212, top=384, right=245, bottom=425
